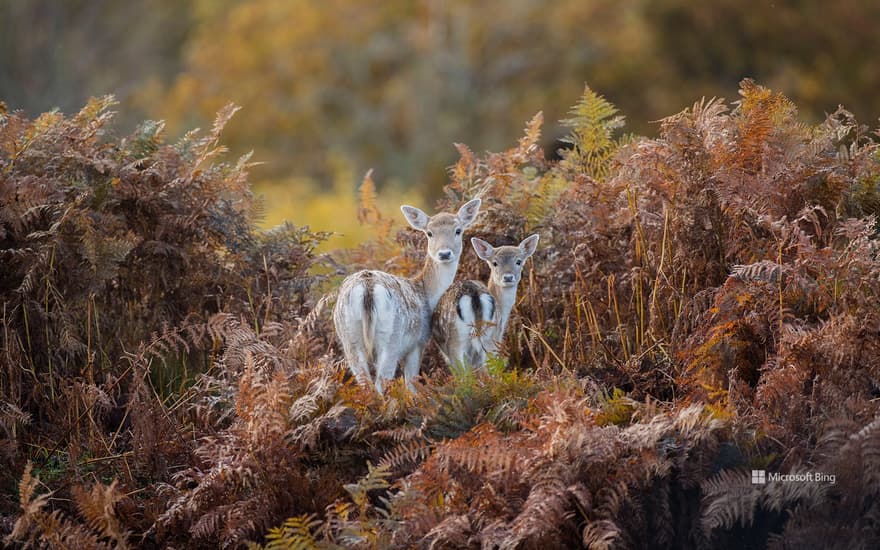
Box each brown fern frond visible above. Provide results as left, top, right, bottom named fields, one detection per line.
left=6, top=463, right=115, bottom=549
left=424, top=514, right=473, bottom=549
left=6, top=462, right=49, bottom=544
left=437, top=423, right=519, bottom=478
left=379, top=436, right=433, bottom=473
left=581, top=519, right=621, bottom=550
left=72, top=480, right=131, bottom=549
left=515, top=111, right=544, bottom=161
left=731, top=260, right=787, bottom=283
left=701, top=469, right=761, bottom=532
left=502, top=471, right=576, bottom=548
left=356, top=168, right=381, bottom=226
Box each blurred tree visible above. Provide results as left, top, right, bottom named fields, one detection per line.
left=149, top=0, right=646, bottom=191
left=0, top=0, right=191, bottom=127
left=646, top=0, right=880, bottom=125
left=3, top=0, right=880, bottom=200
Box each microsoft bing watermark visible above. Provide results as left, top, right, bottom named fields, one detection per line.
left=751, top=469, right=836, bottom=485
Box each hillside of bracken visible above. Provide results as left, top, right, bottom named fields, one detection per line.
left=1, top=80, right=879, bottom=548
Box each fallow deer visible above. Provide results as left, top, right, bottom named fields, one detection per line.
left=432, top=234, right=539, bottom=370
left=333, top=199, right=481, bottom=393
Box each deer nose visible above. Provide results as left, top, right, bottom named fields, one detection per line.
left=438, top=250, right=453, bottom=261
left=502, top=274, right=515, bottom=284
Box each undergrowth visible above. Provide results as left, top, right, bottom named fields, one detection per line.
left=2, top=81, right=880, bottom=548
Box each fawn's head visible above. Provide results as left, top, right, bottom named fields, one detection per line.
left=400, top=198, right=481, bottom=264
left=471, top=234, right=540, bottom=288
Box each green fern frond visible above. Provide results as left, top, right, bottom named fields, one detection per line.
left=595, top=388, right=635, bottom=426
left=262, top=514, right=322, bottom=550
left=559, top=84, right=625, bottom=180
left=344, top=462, right=391, bottom=514
left=523, top=173, right=567, bottom=228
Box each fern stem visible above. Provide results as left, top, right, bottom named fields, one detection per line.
left=608, top=274, right=629, bottom=360
left=262, top=253, right=272, bottom=328
left=45, top=246, right=56, bottom=400
left=246, top=286, right=260, bottom=333
left=522, top=324, right=566, bottom=371
left=650, top=207, right=671, bottom=336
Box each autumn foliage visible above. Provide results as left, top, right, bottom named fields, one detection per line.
left=2, top=80, right=880, bottom=548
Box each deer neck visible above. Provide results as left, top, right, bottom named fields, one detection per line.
left=415, top=255, right=459, bottom=310
left=488, top=280, right=518, bottom=339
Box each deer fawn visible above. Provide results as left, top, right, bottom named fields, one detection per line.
left=432, top=234, right=539, bottom=370
left=333, top=199, right=481, bottom=393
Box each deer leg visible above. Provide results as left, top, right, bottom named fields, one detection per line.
left=373, top=349, right=399, bottom=395
left=452, top=351, right=469, bottom=372
left=346, top=352, right=371, bottom=387
left=447, top=332, right=468, bottom=372
left=339, top=330, right=371, bottom=386
left=403, top=348, right=422, bottom=392
left=350, top=349, right=371, bottom=386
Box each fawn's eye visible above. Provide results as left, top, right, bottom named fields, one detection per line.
left=492, top=261, right=498, bottom=267
left=426, top=230, right=433, bottom=238
left=455, top=228, right=462, bottom=235
left=516, top=259, right=522, bottom=266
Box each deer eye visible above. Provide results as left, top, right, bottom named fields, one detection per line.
left=492, top=261, right=498, bottom=267
left=426, top=230, right=433, bottom=238
left=516, top=259, right=522, bottom=266
left=455, top=228, right=462, bottom=236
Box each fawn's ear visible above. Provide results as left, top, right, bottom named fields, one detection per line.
left=518, top=234, right=540, bottom=258
left=471, top=237, right=494, bottom=261
left=457, top=198, right=482, bottom=228
left=400, top=205, right=429, bottom=231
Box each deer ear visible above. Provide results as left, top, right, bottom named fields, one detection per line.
left=456, top=198, right=482, bottom=228
left=471, top=237, right=494, bottom=261
left=400, top=205, right=429, bottom=231
left=519, top=234, right=540, bottom=258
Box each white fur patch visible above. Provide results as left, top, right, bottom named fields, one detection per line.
left=348, top=283, right=366, bottom=321
left=479, top=293, right=495, bottom=323
left=458, top=295, right=476, bottom=326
